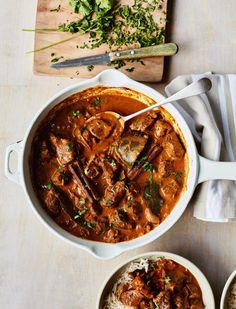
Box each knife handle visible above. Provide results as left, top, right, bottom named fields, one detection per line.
left=109, top=43, right=178, bottom=61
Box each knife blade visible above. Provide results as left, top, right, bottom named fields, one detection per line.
left=50, top=43, right=178, bottom=69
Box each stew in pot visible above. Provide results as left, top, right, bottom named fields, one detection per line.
left=30, top=87, right=188, bottom=243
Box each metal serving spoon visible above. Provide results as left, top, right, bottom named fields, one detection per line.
left=87, top=77, right=212, bottom=131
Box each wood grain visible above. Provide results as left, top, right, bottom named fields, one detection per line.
left=34, top=0, right=168, bottom=82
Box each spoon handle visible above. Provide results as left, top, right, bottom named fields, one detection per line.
left=123, top=77, right=212, bottom=122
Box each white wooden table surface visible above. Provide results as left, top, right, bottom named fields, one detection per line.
left=1, top=1, right=236, bottom=308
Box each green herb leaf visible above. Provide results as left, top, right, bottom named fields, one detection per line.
left=51, top=56, right=64, bottom=63
left=164, top=276, right=171, bottom=289
left=74, top=207, right=89, bottom=220
left=65, top=143, right=73, bottom=151
left=79, top=198, right=87, bottom=206
left=87, top=65, right=94, bottom=71
left=50, top=5, right=61, bottom=12
left=42, top=180, right=53, bottom=190
left=92, top=97, right=103, bottom=107
left=144, top=181, right=163, bottom=216
left=96, top=0, right=114, bottom=11
left=109, top=223, right=119, bottom=230
left=125, top=67, right=135, bottom=72
left=72, top=109, right=81, bottom=117
left=84, top=221, right=95, bottom=229
left=107, top=199, right=115, bottom=205
left=104, top=157, right=116, bottom=167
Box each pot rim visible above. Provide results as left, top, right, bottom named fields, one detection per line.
left=96, top=251, right=215, bottom=308
left=19, top=70, right=199, bottom=259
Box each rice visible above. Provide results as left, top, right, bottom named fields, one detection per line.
left=103, top=258, right=155, bottom=309
left=228, top=279, right=236, bottom=308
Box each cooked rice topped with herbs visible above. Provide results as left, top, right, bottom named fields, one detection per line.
left=228, top=279, right=236, bottom=308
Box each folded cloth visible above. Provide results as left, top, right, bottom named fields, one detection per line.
left=165, top=73, right=236, bottom=222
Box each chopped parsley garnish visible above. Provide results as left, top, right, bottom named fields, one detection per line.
left=127, top=196, right=133, bottom=206
left=143, top=161, right=154, bottom=173
left=109, top=223, right=119, bottom=230
left=80, top=198, right=87, bottom=206
left=175, top=171, right=185, bottom=181
left=125, top=67, right=135, bottom=72
left=50, top=5, right=61, bottom=12
left=51, top=56, right=64, bottom=63
left=92, top=97, right=103, bottom=107
left=111, top=60, right=126, bottom=70
left=72, top=109, right=81, bottom=117
left=107, top=199, right=115, bottom=205
left=134, top=155, right=148, bottom=166
left=42, top=180, right=53, bottom=190
left=65, top=143, right=73, bottom=151
left=164, top=276, right=171, bottom=289
left=74, top=207, right=89, bottom=220
left=104, top=157, right=116, bottom=167
left=143, top=161, right=155, bottom=182
left=29, top=0, right=165, bottom=67
left=87, top=65, right=94, bottom=71
left=57, top=0, right=165, bottom=69
left=83, top=221, right=95, bottom=229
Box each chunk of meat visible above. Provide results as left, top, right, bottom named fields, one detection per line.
left=190, top=302, right=204, bottom=309
left=158, top=158, right=174, bottom=178
left=117, top=132, right=148, bottom=167
left=42, top=189, right=60, bottom=215
left=153, top=119, right=173, bottom=138
left=86, top=118, right=113, bottom=139
left=187, top=284, right=203, bottom=299
left=130, top=111, right=158, bottom=131
left=145, top=207, right=160, bottom=224
left=174, top=295, right=184, bottom=309
left=102, top=181, right=126, bottom=207
left=50, top=133, right=75, bottom=165
left=154, top=291, right=171, bottom=309
left=160, top=178, right=179, bottom=200
left=119, top=290, right=144, bottom=307
left=164, top=132, right=185, bottom=159
left=81, top=129, right=95, bottom=147
left=131, top=276, right=153, bottom=298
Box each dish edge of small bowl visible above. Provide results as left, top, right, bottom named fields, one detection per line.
left=220, top=268, right=236, bottom=309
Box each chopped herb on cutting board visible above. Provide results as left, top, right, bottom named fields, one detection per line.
left=30, top=0, right=168, bottom=80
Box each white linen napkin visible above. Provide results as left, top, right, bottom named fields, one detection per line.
left=165, top=73, right=236, bottom=222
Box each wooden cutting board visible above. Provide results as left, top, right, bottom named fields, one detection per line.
left=34, top=0, right=168, bottom=82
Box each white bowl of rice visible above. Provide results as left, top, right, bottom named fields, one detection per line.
left=97, top=251, right=215, bottom=308
left=221, top=269, right=236, bottom=309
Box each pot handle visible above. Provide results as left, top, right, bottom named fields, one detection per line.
left=90, top=245, right=123, bottom=260
left=198, top=155, right=236, bottom=184
left=5, top=141, right=23, bottom=185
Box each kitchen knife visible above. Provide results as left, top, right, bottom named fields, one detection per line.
left=50, top=43, right=178, bottom=69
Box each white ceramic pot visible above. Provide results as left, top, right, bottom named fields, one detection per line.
left=97, top=251, right=215, bottom=308
left=220, top=268, right=236, bottom=309
left=5, top=69, right=236, bottom=259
